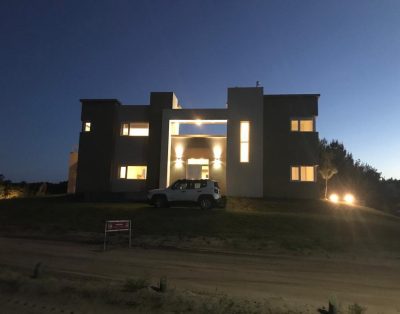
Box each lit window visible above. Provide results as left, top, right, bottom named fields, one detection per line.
left=240, top=121, right=249, bottom=163
left=290, top=119, right=314, bottom=132
left=120, top=166, right=126, bottom=179
left=291, top=166, right=315, bottom=182
left=122, top=123, right=129, bottom=136
left=84, top=122, right=91, bottom=132
left=291, top=167, right=299, bottom=181
left=121, top=123, right=149, bottom=136
left=119, top=166, right=147, bottom=180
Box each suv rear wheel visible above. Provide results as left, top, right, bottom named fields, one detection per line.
left=199, top=196, right=214, bottom=210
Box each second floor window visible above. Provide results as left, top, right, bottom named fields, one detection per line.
left=121, top=122, right=149, bottom=136
left=291, top=118, right=314, bottom=132
left=83, top=122, right=91, bottom=132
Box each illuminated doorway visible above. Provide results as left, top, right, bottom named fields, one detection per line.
left=187, top=158, right=209, bottom=179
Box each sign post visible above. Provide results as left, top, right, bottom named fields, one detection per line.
left=103, top=220, right=132, bottom=251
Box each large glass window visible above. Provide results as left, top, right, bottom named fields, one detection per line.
left=291, top=166, right=315, bottom=182
left=240, top=121, right=249, bottom=163
left=121, top=123, right=149, bottom=136
left=290, top=119, right=314, bottom=132
left=119, top=166, right=147, bottom=180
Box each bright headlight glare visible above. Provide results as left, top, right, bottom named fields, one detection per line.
left=329, top=193, right=339, bottom=203
left=344, top=193, right=354, bottom=204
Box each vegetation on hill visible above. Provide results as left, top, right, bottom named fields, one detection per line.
left=319, top=139, right=400, bottom=213
left=0, top=196, right=399, bottom=256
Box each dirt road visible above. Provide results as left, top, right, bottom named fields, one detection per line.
left=1, top=237, right=400, bottom=313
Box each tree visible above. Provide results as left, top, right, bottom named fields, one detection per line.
left=319, top=150, right=338, bottom=199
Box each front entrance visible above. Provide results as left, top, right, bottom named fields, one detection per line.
left=187, top=158, right=209, bottom=179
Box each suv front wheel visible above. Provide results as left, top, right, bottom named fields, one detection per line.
left=199, top=196, right=214, bottom=210
left=152, top=195, right=168, bottom=208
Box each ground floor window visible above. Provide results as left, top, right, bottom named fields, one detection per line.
left=291, top=166, right=315, bottom=182
left=119, top=166, right=147, bottom=180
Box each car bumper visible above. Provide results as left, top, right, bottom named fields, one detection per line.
left=215, top=196, right=227, bottom=208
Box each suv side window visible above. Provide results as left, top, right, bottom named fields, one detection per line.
left=193, top=180, right=202, bottom=189
left=172, top=180, right=188, bottom=190
left=200, top=180, right=207, bottom=188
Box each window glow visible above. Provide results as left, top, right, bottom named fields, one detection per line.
left=291, top=166, right=299, bottom=181
left=122, top=123, right=129, bottom=135
left=300, top=120, right=313, bottom=132
left=84, top=122, right=91, bottom=132
left=290, top=120, right=298, bottom=132
left=240, top=121, right=250, bottom=163
left=291, top=119, right=314, bottom=132
left=121, top=123, right=149, bottom=136
left=119, top=166, right=126, bottom=179
left=119, top=166, right=147, bottom=180
left=187, top=158, right=209, bottom=165
left=329, top=193, right=339, bottom=203
left=291, top=166, right=315, bottom=182
left=201, top=165, right=209, bottom=179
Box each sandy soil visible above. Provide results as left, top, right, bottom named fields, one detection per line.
left=1, top=237, right=400, bottom=313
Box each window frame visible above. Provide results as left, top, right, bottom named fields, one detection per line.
left=83, top=122, right=91, bottom=132
left=118, top=165, right=147, bottom=180
left=120, top=122, right=149, bottom=137
left=290, top=165, right=316, bottom=182
left=290, top=117, right=315, bottom=132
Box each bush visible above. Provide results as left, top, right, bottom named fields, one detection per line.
left=348, top=303, right=366, bottom=314
left=123, top=277, right=149, bottom=292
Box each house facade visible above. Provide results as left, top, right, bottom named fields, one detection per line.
left=71, top=87, right=319, bottom=199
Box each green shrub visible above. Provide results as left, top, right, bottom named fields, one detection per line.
left=123, top=277, right=149, bottom=292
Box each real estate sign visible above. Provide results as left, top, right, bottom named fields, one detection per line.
left=103, top=220, right=132, bottom=251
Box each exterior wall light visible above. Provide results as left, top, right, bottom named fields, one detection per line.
left=176, top=157, right=183, bottom=168
left=214, top=158, right=221, bottom=169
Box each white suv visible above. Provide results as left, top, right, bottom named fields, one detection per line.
left=148, top=179, right=225, bottom=209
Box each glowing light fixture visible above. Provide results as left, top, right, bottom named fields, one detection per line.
left=344, top=193, right=354, bottom=204
left=176, top=157, right=183, bottom=168
left=329, top=193, right=339, bottom=203
left=195, top=119, right=202, bottom=126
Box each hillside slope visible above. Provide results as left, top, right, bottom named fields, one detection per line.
left=0, top=196, right=399, bottom=255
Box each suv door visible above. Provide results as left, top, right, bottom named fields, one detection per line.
left=168, top=180, right=191, bottom=202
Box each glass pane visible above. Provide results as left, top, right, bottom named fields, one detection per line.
left=291, top=167, right=299, bottom=181
left=240, top=142, right=249, bottom=163
left=300, top=166, right=314, bottom=181
left=290, top=120, right=298, bottom=131
left=120, top=166, right=126, bottom=179
left=122, top=123, right=129, bottom=135
left=300, top=120, right=313, bottom=132
left=84, top=122, right=91, bottom=132
left=129, top=123, right=149, bottom=136
left=126, top=166, right=147, bottom=180
left=240, top=121, right=249, bottom=142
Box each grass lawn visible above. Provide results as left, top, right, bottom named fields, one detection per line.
left=0, top=196, right=399, bottom=255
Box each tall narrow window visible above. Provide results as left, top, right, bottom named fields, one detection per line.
left=84, top=122, right=91, bottom=132
left=119, top=166, right=147, bottom=180
left=291, top=166, right=315, bottom=182
left=121, top=122, right=149, bottom=136
left=240, top=121, right=249, bottom=163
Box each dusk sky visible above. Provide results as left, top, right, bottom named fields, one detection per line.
left=0, top=0, right=399, bottom=182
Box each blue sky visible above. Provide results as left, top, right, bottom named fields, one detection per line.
left=0, top=0, right=399, bottom=182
